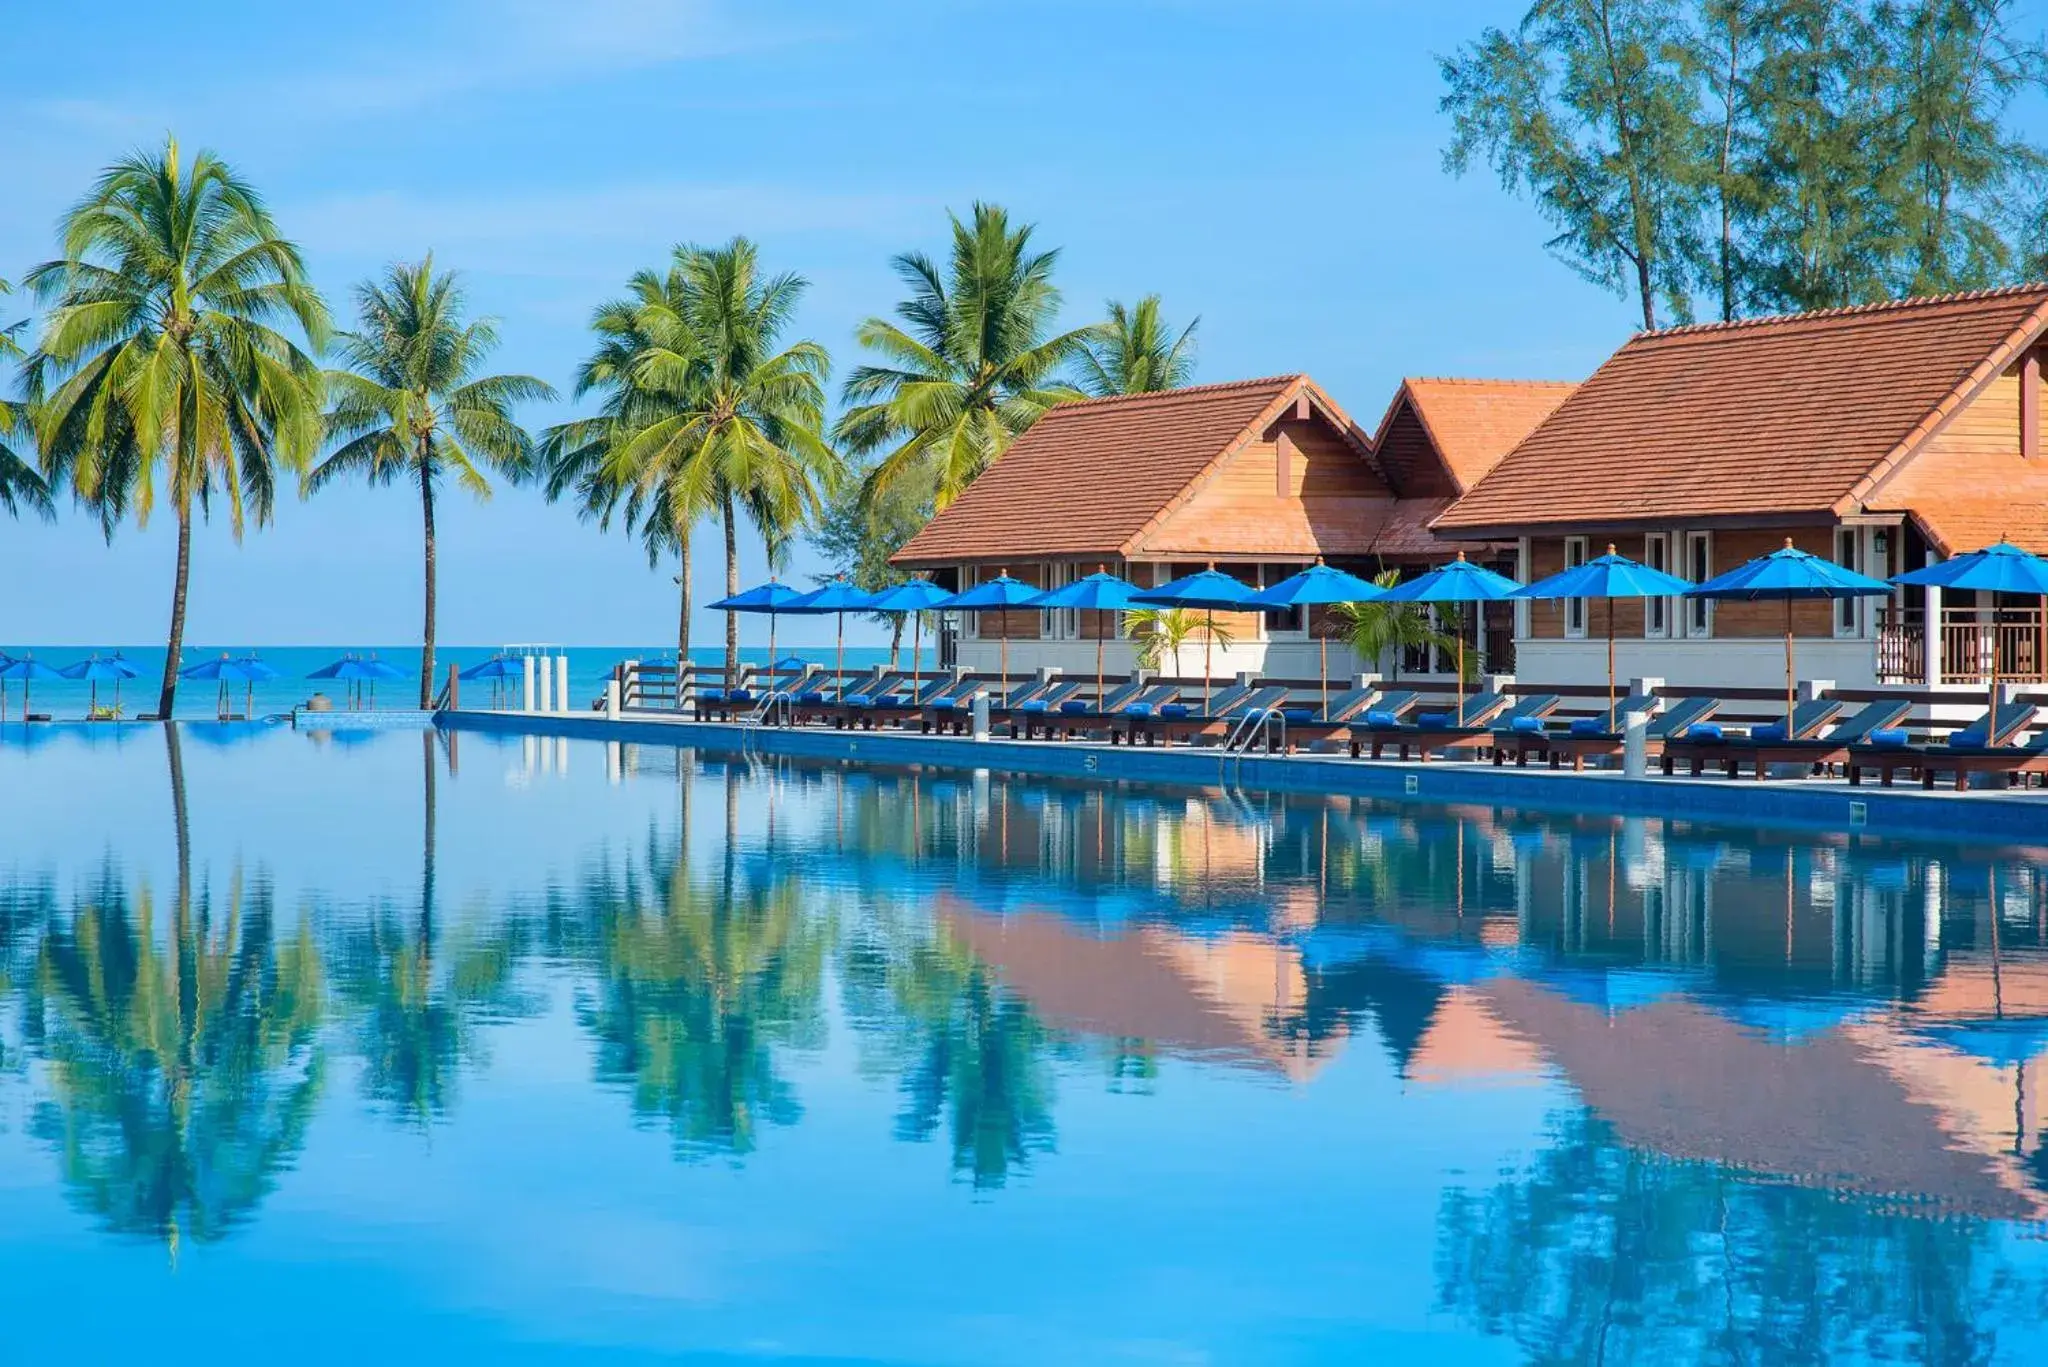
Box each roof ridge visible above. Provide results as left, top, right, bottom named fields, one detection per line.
left=1405, top=376, right=1578, bottom=389
left=1047, top=374, right=1304, bottom=412
left=1636, top=283, right=2048, bottom=340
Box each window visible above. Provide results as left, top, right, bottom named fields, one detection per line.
left=1563, top=537, right=1589, bottom=638
left=1643, top=533, right=1670, bottom=637
left=1045, top=562, right=1079, bottom=641
left=1683, top=532, right=1713, bottom=637
left=1833, top=529, right=1862, bottom=637
left=1261, top=563, right=1308, bottom=637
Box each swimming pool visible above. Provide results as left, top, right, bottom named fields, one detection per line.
left=2, top=722, right=2046, bottom=1363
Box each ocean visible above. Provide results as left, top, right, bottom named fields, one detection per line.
left=0, top=644, right=928, bottom=719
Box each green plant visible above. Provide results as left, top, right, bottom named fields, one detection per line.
left=312, top=259, right=554, bottom=707
left=1328, top=570, right=1463, bottom=680
left=0, top=278, right=50, bottom=519
left=1072, top=295, right=1198, bottom=396
left=27, top=137, right=329, bottom=717
left=1122, top=606, right=1236, bottom=673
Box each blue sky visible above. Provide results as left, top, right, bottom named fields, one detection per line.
left=3, top=0, right=1647, bottom=648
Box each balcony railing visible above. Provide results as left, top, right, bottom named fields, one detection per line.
left=1877, top=607, right=2048, bottom=684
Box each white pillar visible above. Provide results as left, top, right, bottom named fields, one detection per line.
left=1924, top=548, right=1943, bottom=688
left=556, top=654, right=571, bottom=713
left=522, top=655, right=536, bottom=712
left=537, top=655, right=556, bottom=713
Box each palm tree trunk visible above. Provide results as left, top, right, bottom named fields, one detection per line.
left=890, top=616, right=904, bottom=669
left=676, top=525, right=693, bottom=666
left=158, top=505, right=194, bottom=719
left=419, top=460, right=438, bottom=710
left=722, top=493, right=740, bottom=690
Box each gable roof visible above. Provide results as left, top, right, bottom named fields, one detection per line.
left=1435, top=285, right=2048, bottom=537
left=1377, top=378, right=1577, bottom=494
left=894, top=375, right=1372, bottom=564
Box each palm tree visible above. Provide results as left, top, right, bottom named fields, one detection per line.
left=595, top=239, right=839, bottom=684
left=1330, top=569, right=1462, bottom=680
left=837, top=203, right=1097, bottom=512
left=1072, top=295, right=1198, bottom=396
left=26, top=137, right=328, bottom=718
left=539, top=266, right=719, bottom=664
left=312, top=259, right=554, bottom=707
left=1122, top=606, right=1234, bottom=674
left=0, top=278, right=51, bottom=518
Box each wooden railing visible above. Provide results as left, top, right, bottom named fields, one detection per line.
left=1877, top=607, right=2048, bottom=684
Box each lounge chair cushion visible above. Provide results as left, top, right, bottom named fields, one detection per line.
left=1750, top=722, right=1788, bottom=743
left=1159, top=703, right=1191, bottom=719
left=1060, top=700, right=1092, bottom=715
left=1362, top=709, right=1401, bottom=728
left=933, top=698, right=962, bottom=709
left=1687, top=723, right=1725, bottom=741
left=700, top=689, right=727, bottom=702
left=1568, top=717, right=1611, bottom=737
left=797, top=691, right=829, bottom=705
left=729, top=690, right=754, bottom=704
left=1509, top=716, right=1546, bottom=734
left=1281, top=708, right=1317, bottom=724
left=1868, top=728, right=1909, bottom=748
left=1123, top=703, right=1155, bottom=717
left=1416, top=711, right=1453, bottom=729
left=1947, top=726, right=1988, bottom=747
left=1017, top=700, right=1050, bottom=713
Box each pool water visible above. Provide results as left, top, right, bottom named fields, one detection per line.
left=3, top=722, right=2047, bottom=1364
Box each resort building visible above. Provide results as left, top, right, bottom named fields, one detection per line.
left=894, top=373, right=1572, bottom=680
left=1434, top=285, right=2048, bottom=692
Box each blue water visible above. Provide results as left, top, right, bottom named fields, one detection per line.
left=2, top=723, right=2047, bottom=1364
left=0, top=644, right=921, bottom=720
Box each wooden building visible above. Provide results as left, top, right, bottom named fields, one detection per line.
left=893, top=374, right=1572, bottom=681
left=1434, top=285, right=2048, bottom=692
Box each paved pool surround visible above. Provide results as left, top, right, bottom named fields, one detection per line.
left=437, top=709, right=2048, bottom=848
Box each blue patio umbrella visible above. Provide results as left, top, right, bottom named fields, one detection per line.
left=937, top=571, right=1045, bottom=697
left=708, top=579, right=814, bottom=695
left=1688, top=538, right=1893, bottom=728
left=1249, top=558, right=1386, bottom=718
left=1893, top=542, right=2048, bottom=719
left=460, top=653, right=526, bottom=709
left=1518, top=543, right=1694, bottom=721
left=233, top=654, right=282, bottom=718
left=60, top=653, right=143, bottom=716
left=868, top=577, right=955, bottom=698
left=788, top=576, right=878, bottom=699
left=1378, top=552, right=1525, bottom=724
left=1132, top=564, right=1259, bottom=709
left=0, top=655, right=64, bottom=721
left=1029, top=567, right=1146, bottom=705
left=184, top=653, right=270, bottom=718
left=307, top=654, right=408, bottom=710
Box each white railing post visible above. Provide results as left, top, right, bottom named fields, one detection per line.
left=555, top=654, right=571, bottom=713
left=522, top=654, right=536, bottom=712
left=1923, top=576, right=1943, bottom=687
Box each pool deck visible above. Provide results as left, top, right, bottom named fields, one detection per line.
left=437, top=708, right=2048, bottom=847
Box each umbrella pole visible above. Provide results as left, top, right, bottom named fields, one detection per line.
left=769, top=618, right=778, bottom=703
left=1784, top=597, right=1795, bottom=730
left=836, top=610, right=845, bottom=702
left=1096, top=632, right=1105, bottom=713
left=1320, top=634, right=1330, bottom=721
left=912, top=612, right=923, bottom=700
left=1455, top=613, right=1465, bottom=726
left=1607, top=597, right=1616, bottom=724
left=1001, top=632, right=1009, bottom=701
left=1205, top=608, right=1215, bottom=712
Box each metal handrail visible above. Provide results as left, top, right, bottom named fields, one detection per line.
left=1220, top=706, right=1284, bottom=787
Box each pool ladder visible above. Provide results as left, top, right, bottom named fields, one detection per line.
left=1219, top=706, right=1285, bottom=788
left=738, top=690, right=792, bottom=756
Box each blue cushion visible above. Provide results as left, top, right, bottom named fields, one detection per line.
left=1569, top=717, right=1610, bottom=737
left=729, top=690, right=753, bottom=704
left=700, top=688, right=726, bottom=703
left=1123, top=703, right=1155, bottom=717
left=869, top=696, right=903, bottom=708
left=798, top=691, right=829, bottom=705
left=1947, top=726, right=1988, bottom=747
left=1510, top=715, right=1545, bottom=734
left=1281, top=708, right=1316, bottom=723
left=1362, top=709, right=1400, bottom=728
left=1416, top=711, right=1453, bottom=729
left=933, top=698, right=961, bottom=709
left=1018, top=700, right=1050, bottom=713
left=1159, top=703, right=1191, bottom=719
left=1869, top=728, right=1909, bottom=748
left=1687, top=723, right=1725, bottom=741
left=1059, top=700, right=1091, bottom=715
left=1750, top=722, right=1786, bottom=743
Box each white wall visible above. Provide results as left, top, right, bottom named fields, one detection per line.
left=953, top=638, right=1382, bottom=680
left=1513, top=637, right=1881, bottom=691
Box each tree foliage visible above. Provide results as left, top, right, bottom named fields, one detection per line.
left=1444, top=0, right=2048, bottom=326
left=1071, top=294, right=1198, bottom=396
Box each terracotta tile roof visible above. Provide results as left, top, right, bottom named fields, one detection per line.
left=895, top=375, right=1356, bottom=564
left=1435, top=285, right=2048, bottom=536
left=1393, top=378, right=1577, bottom=492
left=1362, top=496, right=1459, bottom=560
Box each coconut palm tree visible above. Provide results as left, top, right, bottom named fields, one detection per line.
left=594, top=239, right=840, bottom=684
left=311, top=259, right=554, bottom=707
left=837, top=203, right=1097, bottom=512
left=1122, top=606, right=1234, bottom=674
left=1330, top=569, right=1462, bottom=680
left=539, top=266, right=719, bottom=665
left=25, top=137, right=328, bottom=718
left=0, top=278, right=51, bottom=518
left=1072, top=295, right=1198, bottom=396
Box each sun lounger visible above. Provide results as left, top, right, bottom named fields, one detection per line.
left=1662, top=698, right=1905, bottom=779
left=1498, top=696, right=1720, bottom=771
left=1122, top=682, right=1253, bottom=746
left=1032, top=678, right=1148, bottom=740
left=1145, top=685, right=1294, bottom=747
left=1270, top=686, right=1386, bottom=750
left=1059, top=682, right=1178, bottom=742
left=1846, top=702, right=2043, bottom=789
left=1000, top=679, right=1086, bottom=737
left=693, top=679, right=761, bottom=720
left=844, top=676, right=957, bottom=730
left=920, top=676, right=994, bottom=734
left=809, top=672, right=904, bottom=727
left=1352, top=691, right=1513, bottom=760
left=1491, top=693, right=1661, bottom=769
